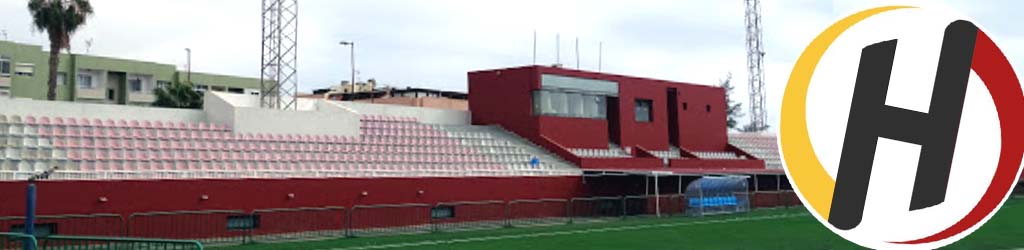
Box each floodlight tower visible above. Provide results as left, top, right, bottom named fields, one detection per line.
left=260, top=0, right=299, bottom=109
left=744, top=0, right=767, bottom=131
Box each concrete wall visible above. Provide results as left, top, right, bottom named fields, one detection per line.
left=355, top=96, right=468, bottom=111
left=232, top=107, right=358, bottom=136
left=203, top=92, right=236, bottom=128
left=204, top=92, right=360, bottom=137
left=334, top=101, right=471, bottom=125
left=0, top=96, right=205, bottom=122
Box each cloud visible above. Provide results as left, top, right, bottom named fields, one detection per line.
left=2, top=0, right=1023, bottom=131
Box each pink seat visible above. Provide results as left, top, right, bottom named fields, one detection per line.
left=151, top=121, right=166, bottom=130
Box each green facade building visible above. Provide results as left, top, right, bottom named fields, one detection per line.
left=0, top=40, right=262, bottom=105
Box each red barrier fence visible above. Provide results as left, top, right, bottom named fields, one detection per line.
left=127, top=210, right=249, bottom=245
left=624, top=195, right=685, bottom=217
left=433, top=200, right=507, bottom=232
left=5, top=192, right=805, bottom=246
left=251, top=207, right=347, bottom=242
left=0, top=214, right=124, bottom=237
left=570, top=196, right=624, bottom=221
left=507, top=199, right=570, bottom=227
left=347, top=203, right=433, bottom=237
left=751, top=191, right=801, bottom=208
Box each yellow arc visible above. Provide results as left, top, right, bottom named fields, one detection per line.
left=781, top=5, right=915, bottom=220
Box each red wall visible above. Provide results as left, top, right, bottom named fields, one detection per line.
left=469, top=65, right=741, bottom=171
left=677, top=85, right=729, bottom=151
left=470, top=66, right=729, bottom=152
left=0, top=176, right=585, bottom=217
left=468, top=66, right=539, bottom=140
left=613, top=78, right=671, bottom=150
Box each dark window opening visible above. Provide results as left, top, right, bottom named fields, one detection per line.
left=226, top=215, right=260, bottom=230
left=682, top=102, right=688, bottom=111
left=635, top=99, right=653, bottom=122
left=10, top=223, right=57, bottom=237
left=705, top=104, right=711, bottom=113
left=431, top=206, right=455, bottom=219
left=0, top=57, right=10, bottom=76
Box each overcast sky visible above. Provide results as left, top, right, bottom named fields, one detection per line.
left=1, top=0, right=1021, bottom=130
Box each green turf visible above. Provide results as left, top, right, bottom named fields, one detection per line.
left=214, top=198, right=1024, bottom=250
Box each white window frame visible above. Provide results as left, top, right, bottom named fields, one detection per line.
left=129, top=78, right=143, bottom=93
left=14, top=63, right=34, bottom=77
left=55, top=72, right=67, bottom=86
left=77, top=73, right=95, bottom=89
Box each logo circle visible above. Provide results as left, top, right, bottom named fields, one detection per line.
left=780, top=5, right=1024, bottom=249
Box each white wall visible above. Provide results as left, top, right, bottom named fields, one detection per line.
left=332, top=101, right=470, bottom=125
left=215, top=91, right=260, bottom=108
left=203, top=92, right=236, bottom=128
left=0, top=97, right=206, bottom=122
left=205, top=92, right=359, bottom=136
left=0, top=92, right=461, bottom=137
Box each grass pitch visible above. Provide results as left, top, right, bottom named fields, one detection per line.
left=215, top=198, right=1024, bottom=250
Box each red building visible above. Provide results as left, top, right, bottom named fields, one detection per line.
left=469, top=65, right=766, bottom=173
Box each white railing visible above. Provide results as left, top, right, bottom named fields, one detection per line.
left=0, top=168, right=583, bottom=181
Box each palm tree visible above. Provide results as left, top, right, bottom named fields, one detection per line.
left=153, top=81, right=203, bottom=109
left=27, top=0, right=94, bottom=101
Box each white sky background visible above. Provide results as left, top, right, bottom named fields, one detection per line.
left=0, top=0, right=1021, bottom=131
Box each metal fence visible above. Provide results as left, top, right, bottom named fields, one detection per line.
left=624, top=195, right=685, bottom=217
left=0, top=232, right=36, bottom=250
left=250, top=207, right=346, bottom=243
left=1, top=233, right=203, bottom=250
left=347, top=203, right=433, bottom=237
left=507, top=198, right=570, bottom=227
left=570, top=196, right=624, bottom=223
left=750, top=191, right=799, bottom=208
left=127, top=210, right=248, bottom=246
left=432, top=200, right=507, bottom=232
left=36, top=235, right=203, bottom=250
left=0, top=214, right=125, bottom=237
left=4, top=192, right=798, bottom=247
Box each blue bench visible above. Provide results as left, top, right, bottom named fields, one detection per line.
left=688, top=196, right=739, bottom=207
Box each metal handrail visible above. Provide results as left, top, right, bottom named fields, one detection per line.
left=42, top=235, right=203, bottom=250
left=0, top=232, right=38, bottom=249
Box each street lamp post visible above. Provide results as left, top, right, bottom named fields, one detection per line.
left=185, top=48, right=192, bottom=83
left=338, top=41, right=355, bottom=92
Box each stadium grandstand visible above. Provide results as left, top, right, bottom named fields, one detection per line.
left=0, top=65, right=800, bottom=245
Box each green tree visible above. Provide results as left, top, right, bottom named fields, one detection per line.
left=720, top=73, right=744, bottom=130
left=153, top=81, right=203, bottom=109
left=28, top=0, right=94, bottom=100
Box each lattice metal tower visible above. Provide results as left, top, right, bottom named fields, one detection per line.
left=260, top=0, right=299, bottom=109
left=744, top=0, right=767, bottom=131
